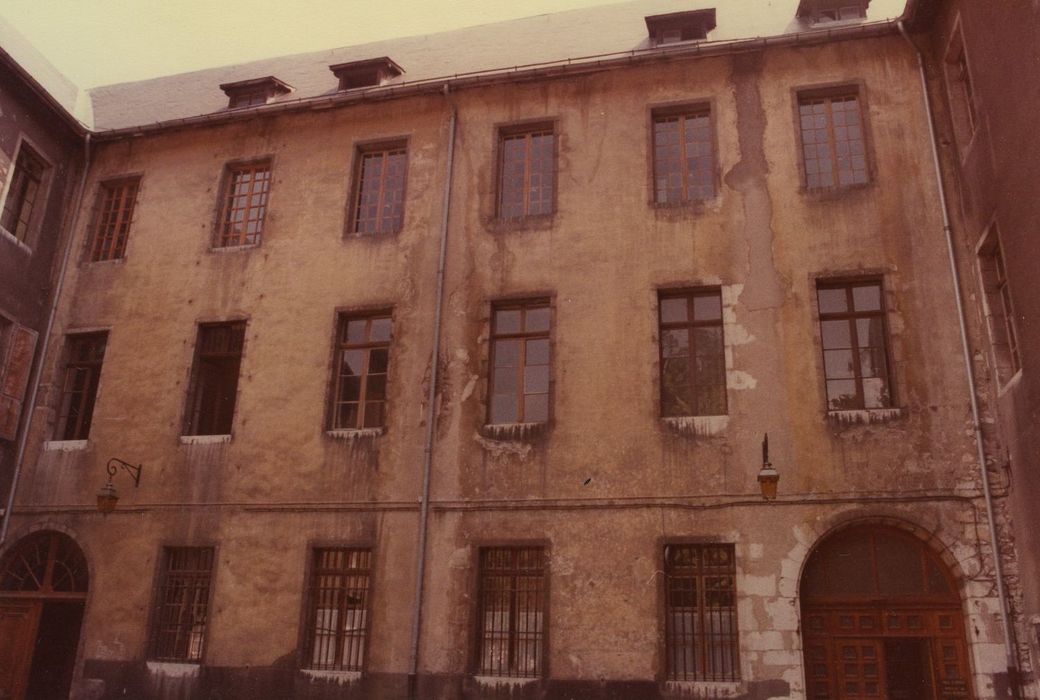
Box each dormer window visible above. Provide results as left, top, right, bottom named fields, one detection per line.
left=220, top=76, right=293, bottom=109
left=797, top=0, right=869, bottom=23
left=329, top=57, right=404, bottom=91
left=645, top=9, right=716, bottom=46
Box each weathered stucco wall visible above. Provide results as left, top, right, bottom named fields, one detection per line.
left=5, top=30, right=1030, bottom=700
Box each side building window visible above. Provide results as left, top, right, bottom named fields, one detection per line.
left=0, top=320, right=39, bottom=441
left=816, top=279, right=893, bottom=410
left=664, top=543, right=739, bottom=682
left=497, top=124, right=555, bottom=220
left=350, top=143, right=407, bottom=235
left=944, top=26, right=978, bottom=151
left=488, top=300, right=551, bottom=425
left=797, top=89, right=868, bottom=189
left=89, top=178, right=140, bottom=262
left=150, top=546, right=214, bottom=662
left=329, top=313, right=391, bottom=431
left=652, top=106, right=716, bottom=204
left=977, top=226, right=1020, bottom=384
left=659, top=289, right=726, bottom=416
left=477, top=546, right=546, bottom=678
left=56, top=333, right=108, bottom=441
left=303, top=548, right=372, bottom=671
left=1, top=142, right=48, bottom=246
left=216, top=160, right=271, bottom=248
left=184, top=322, right=245, bottom=436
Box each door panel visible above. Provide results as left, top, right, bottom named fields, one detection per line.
left=0, top=599, right=41, bottom=700
left=835, top=638, right=885, bottom=699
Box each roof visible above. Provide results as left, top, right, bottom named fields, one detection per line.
left=0, top=16, right=91, bottom=129
left=85, top=0, right=904, bottom=133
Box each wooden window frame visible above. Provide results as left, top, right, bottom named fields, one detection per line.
left=487, top=299, right=552, bottom=425
left=87, top=177, right=140, bottom=262
left=651, top=105, right=717, bottom=206
left=663, top=543, right=740, bottom=682
left=795, top=86, right=870, bottom=191
left=0, top=139, right=51, bottom=249
left=301, top=547, right=373, bottom=671
left=148, top=546, right=215, bottom=663
left=328, top=311, right=392, bottom=431
left=55, top=332, right=108, bottom=441
left=816, top=278, right=895, bottom=411
left=943, top=20, right=979, bottom=157
left=496, top=123, right=557, bottom=221
left=214, top=159, right=272, bottom=248
left=976, top=224, right=1020, bottom=386
left=183, top=321, right=246, bottom=437
left=348, top=141, right=408, bottom=236
left=475, top=546, right=547, bottom=678
left=658, top=288, right=727, bottom=417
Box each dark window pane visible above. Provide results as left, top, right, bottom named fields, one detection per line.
left=817, top=287, right=848, bottom=314
left=660, top=297, right=688, bottom=323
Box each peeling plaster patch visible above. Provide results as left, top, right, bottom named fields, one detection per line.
left=473, top=675, right=538, bottom=689
left=663, top=415, right=729, bottom=437
left=748, top=543, right=764, bottom=560
left=448, top=546, right=470, bottom=569
left=473, top=431, right=533, bottom=460
left=460, top=374, right=478, bottom=403
left=300, top=669, right=361, bottom=684
left=665, top=680, right=743, bottom=697
left=827, top=408, right=905, bottom=426
left=728, top=370, right=757, bottom=390
left=741, top=574, right=778, bottom=597
left=146, top=662, right=200, bottom=678
left=453, top=348, right=470, bottom=363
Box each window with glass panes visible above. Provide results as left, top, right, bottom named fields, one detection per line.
left=304, top=548, right=372, bottom=671
left=56, top=333, right=108, bottom=440
left=798, top=92, right=868, bottom=189
left=150, top=547, right=214, bottom=662
left=659, top=290, right=726, bottom=416
left=488, top=300, right=551, bottom=424
left=664, top=543, right=739, bottom=682
left=1, top=143, right=46, bottom=244
left=216, top=160, right=271, bottom=247
left=652, top=108, right=715, bottom=204
left=816, top=280, right=893, bottom=410
left=497, top=126, right=555, bottom=219
left=352, top=144, right=407, bottom=235
left=477, top=547, right=546, bottom=678
left=977, top=228, right=1020, bottom=384
left=330, top=313, right=391, bottom=430
left=183, top=322, right=246, bottom=435
left=89, top=178, right=140, bottom=261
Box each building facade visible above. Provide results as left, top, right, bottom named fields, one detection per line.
left=0, top=1, right=1035, bottom=699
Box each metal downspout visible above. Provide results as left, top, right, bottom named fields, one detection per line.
left=897, top=21, right=1021, bottom=697
left=1, top=132, right=91, bottom=546
left=408, top=89, right=457, bottom=696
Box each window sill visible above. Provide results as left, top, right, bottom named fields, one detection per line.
left=179, top=434, right=232, bottom=445
left=0, top=226, right=33, bottom=254
left=800, top=181, right=873, bottom=201
left=300, top=669, right=361, bottom=682
left=209, top=242, right=260, bottom=254
left=473, top=675, right=539, bottom=688
left=326, top=427, right=384, bottom=439
left=480, top=422, right=549, bottom=442
left=145, top=661, right=201, bottom=675
left=997, top=368, right=1023, bottom=397
left=85, top=256, right=126, bottom=267
left=484, top=213, right=555, bottom=234
left=826, top=407, right=905, bottom=427
left=662, top=415, right=728, bottom=437
left=43, top=439, right=89, bottom=452
left=665, top=680, right=742, bottom=696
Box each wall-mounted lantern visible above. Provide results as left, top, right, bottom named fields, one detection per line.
left=97, top=458, right=142, bottom=514
left=757, top=433, right=780, bottom=501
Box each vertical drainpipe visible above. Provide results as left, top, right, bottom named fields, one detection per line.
left=897, top=21, right=1021, bottom=699
left=408, top=86, right=457, bottom=697
left=1, top=132, right=91, bottom=547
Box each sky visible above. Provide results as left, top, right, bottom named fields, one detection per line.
left=1, top=0, right=907, bottom=89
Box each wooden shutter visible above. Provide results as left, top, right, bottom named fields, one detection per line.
left=0, top=324, right=39, bottom=441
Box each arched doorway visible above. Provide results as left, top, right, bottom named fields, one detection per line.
left=800, top=525, right=974, bottom=700
left=0, top=531, right=88, bottom=700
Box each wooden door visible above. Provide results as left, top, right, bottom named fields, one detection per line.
left=834, top=638, right=885, bottom=700
left=0, top=599, right=40, bottom=700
